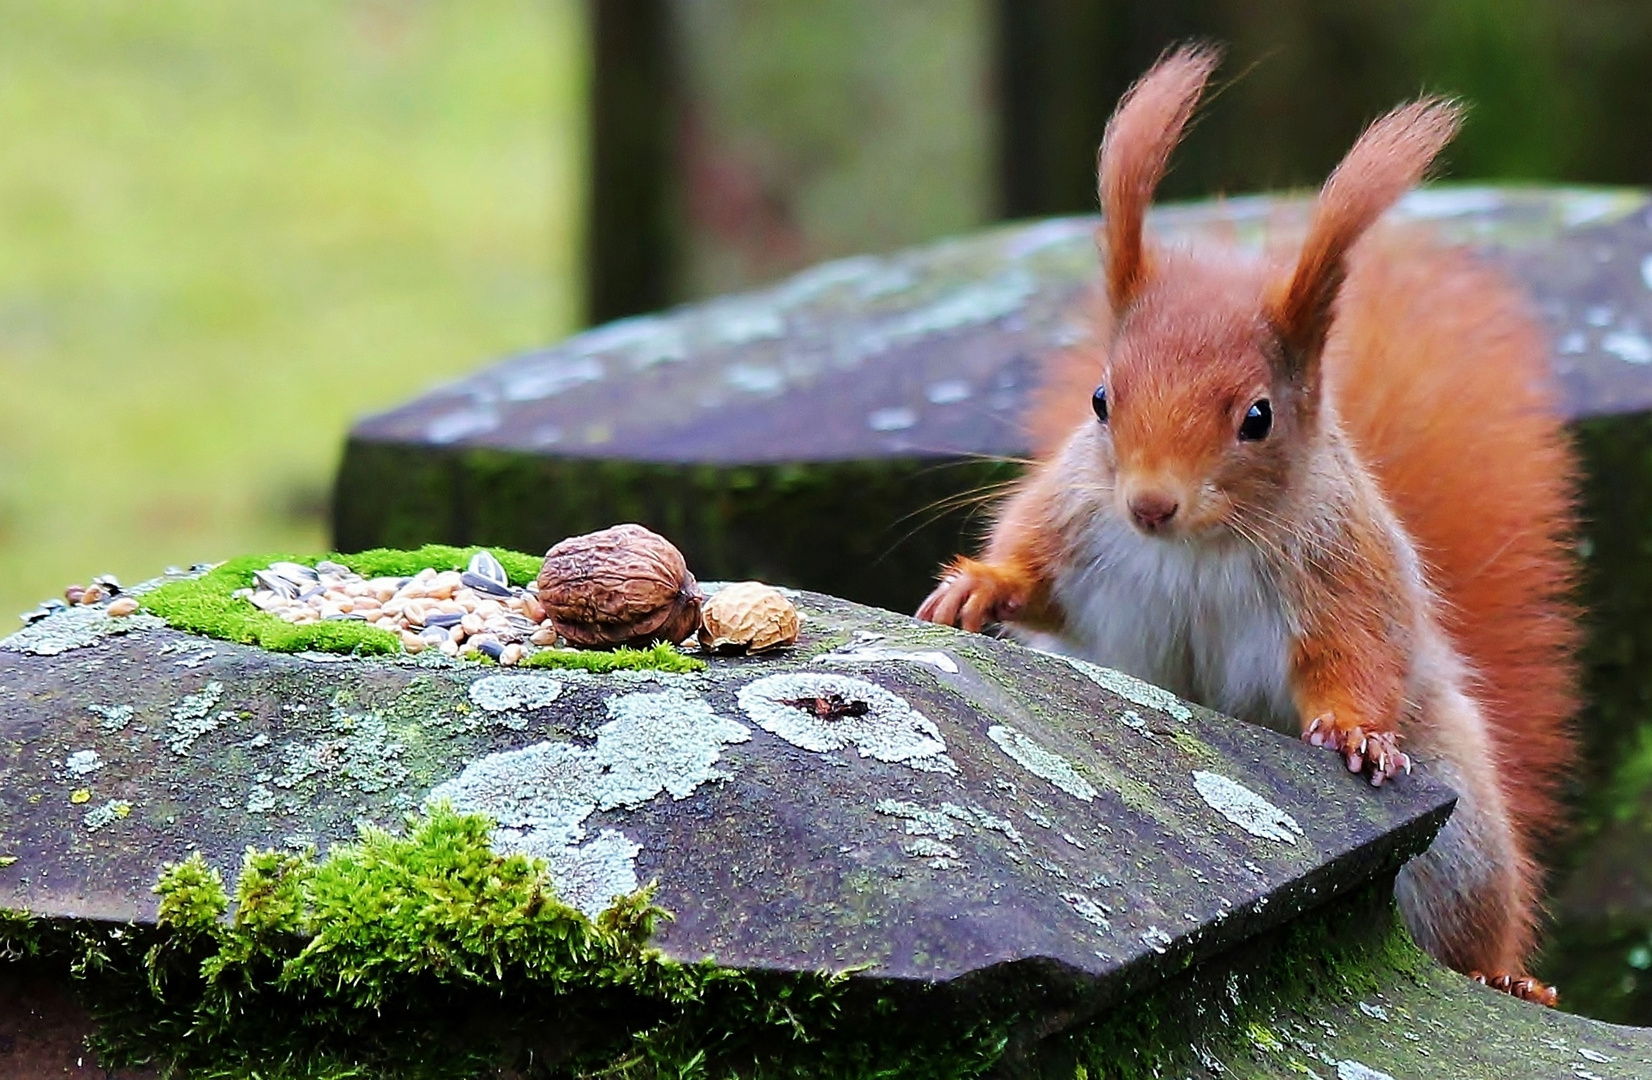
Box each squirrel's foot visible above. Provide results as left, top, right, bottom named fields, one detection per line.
left=1304, top=715, right=1410, bottom=786
left=916, top=558, right=1030, bottom=634
left=1469, top=972, right=1559, bottom=1008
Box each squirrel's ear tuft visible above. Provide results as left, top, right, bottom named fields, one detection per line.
left=1098, top=44, right=1220, bottom=314
left=1271, top=99, right=1462, bottom=371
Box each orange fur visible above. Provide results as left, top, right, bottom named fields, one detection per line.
left=1099, top=45, right=1220, bottom=311
left=1331, top=233, right=1580, bottom=845
left=919, top=45, right=1578, bottom=993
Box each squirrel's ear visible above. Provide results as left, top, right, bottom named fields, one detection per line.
left=1270, top=99, right=1461, bottom=376
left=1098, top=44, right=1219, bottom=314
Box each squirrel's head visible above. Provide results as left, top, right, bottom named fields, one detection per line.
left=1085, top=45, right=1460, bottom=540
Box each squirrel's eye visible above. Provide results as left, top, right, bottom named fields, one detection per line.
left=1092, top=384, right=1108, bottom=424
left=1239, top=399, right=1272, bottom=441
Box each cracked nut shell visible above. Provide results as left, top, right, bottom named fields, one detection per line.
left=699, top=581, right=800, bottom=654
left=537, top=524, right=703, bottom=648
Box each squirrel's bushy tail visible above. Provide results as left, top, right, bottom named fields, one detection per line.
left=1332, top=234, right=1580, bottom=849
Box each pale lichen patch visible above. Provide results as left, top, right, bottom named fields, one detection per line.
left=88, top=704, right=134, bottom=733
left=1141, top=927, right=1173, bottom=954
left=274, top=693, right=409, bottom=796
left=901, top=837, right=963, bottom=867
left=594, top=688, right=751, bottom=804
left=533, top=829, right=643, bottom=917
left=1335, top=1061, right=1396, bottom=1080
left=737, top=672, right=957, bottom=775
left=1062, top=891, right=1112, bottom=932
left=0, top=605, right=165, bottom=656
left=816, top=646, right=960, bottom=674
left=875, top=798, right=1028, bottom=871
left=167, top=681, right=227, bottom=754
left=468, top=674, right=564, bottom=714
left=876, top=798, right=964, bottom=841
left=1053, top=653, right=1194, bottom=723
left=987, top=725, right=1096, bottom=802
left=1192, top=771, right=1303, bottom=844
left=65, top=749, right=103, bottom=776
left=427, top=687, right=749, bottom=918
left=83, top=799, right=132, bottom=831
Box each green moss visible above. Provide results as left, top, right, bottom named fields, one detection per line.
left=333, top=544, right=543, bottom=586
left=139, top=554, right=402, bottom=656
left=5, top=806, right=1038, bottom=1079
left=56, top=805, right=696, bottom=1077
left=135, top=547, right=712, bottom=677
left=2, top=852, right=1511, bottom=1079
left=522, top=641, right=707, bottom=674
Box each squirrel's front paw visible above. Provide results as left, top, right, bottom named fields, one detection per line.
left=916, top=558, right=1029, bottom=634
left=1305, top=714, right=1410, bottom=786
left=1470, top=972, right=1559, bottom=1008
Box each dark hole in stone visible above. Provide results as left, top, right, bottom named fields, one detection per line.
left=779, top=694, right=869, bottom=720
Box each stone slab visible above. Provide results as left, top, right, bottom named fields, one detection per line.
left=351, top=187, right=1652, bottom=467
left=0, top=588, right=1449, bottom=997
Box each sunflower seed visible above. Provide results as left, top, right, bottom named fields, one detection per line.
left=21, top=600, right=66, bottom=625
left=253, top=571, right=299, bottom=600
left=467, top=549, right=508, bottom=588
left=461, top=571, right=512, bottom=597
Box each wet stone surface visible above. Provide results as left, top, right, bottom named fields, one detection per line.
left=0, top=584, right=1450, bottom=993
left=350, top=186, right=1652, bottom=464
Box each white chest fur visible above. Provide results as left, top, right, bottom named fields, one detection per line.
left=1048, top=518, right=1298, bottom=732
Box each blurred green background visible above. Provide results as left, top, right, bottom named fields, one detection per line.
left=0, top=0, right=586, bottom=622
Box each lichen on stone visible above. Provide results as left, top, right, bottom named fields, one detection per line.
left=64, top=749, right=103, bottom=776
left=1053, top=652, right=1195, bottom=723
left=245, top=784, right=277, bottom=814
left=533, top=828, right=644, bottom=917
left=167, top=680, right=227, bottom=754
left=1062, top=891, right=1113, bottom=932
left=876, top=798, right=1029, bottom=872
left=428, top=686, right=750, bottom=917
left=88, top=703, right=135, bottom=732
left=467, top=674, right=565, bottom=713
left=987, top=724, right=1097, bottom=801
left=0, top=603, right=166, bottom=656
left=274, top=692, right=409, bottom=796
left=737, top=671, right=957, bottom=774
left=83, top=799, right=132, bottom=831
left=815, top=644, right=961, bottom=674
left=1193, top=770, right=1304, bottom=845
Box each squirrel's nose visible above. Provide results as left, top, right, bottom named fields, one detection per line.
left=1129, top=492, right=1179, bottom=532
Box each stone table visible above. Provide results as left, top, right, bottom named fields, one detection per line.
left=3, top=582, right=1651, bottom=1075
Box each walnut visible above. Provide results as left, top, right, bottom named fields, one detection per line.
left=537, top=524, right=703, bottom=648
left=699, top=581, right=800, bottom=654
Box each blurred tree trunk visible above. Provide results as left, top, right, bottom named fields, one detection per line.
left=588, top=0, right=1652, bottom=322
left=588, top=0, right=677, bottom=323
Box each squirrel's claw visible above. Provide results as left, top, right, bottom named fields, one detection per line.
left=1470, top=972, right=1559, bottom=1008
left=916, top=559, right=1029, bottom=634
left=1303, top=713, right=1408, bottom=786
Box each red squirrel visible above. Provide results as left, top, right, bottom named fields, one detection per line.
left=918, top=46, right=1578, bottom=1003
